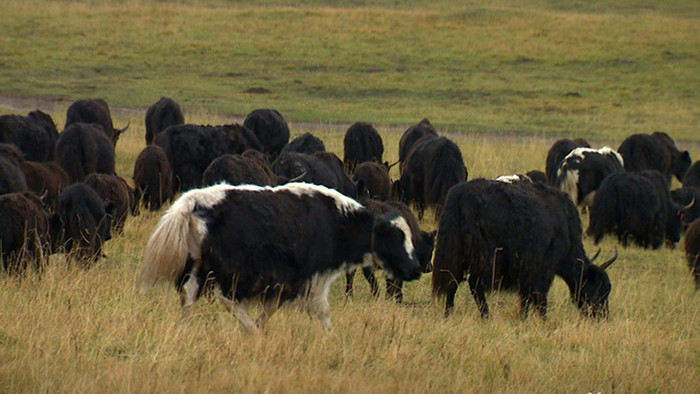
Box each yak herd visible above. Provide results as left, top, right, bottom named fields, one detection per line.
left=1, top=96, right=698, bottom=332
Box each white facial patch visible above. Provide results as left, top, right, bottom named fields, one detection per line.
left=390, top=215, right=416, bottom=258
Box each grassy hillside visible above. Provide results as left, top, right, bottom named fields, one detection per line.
left=1, top=0, right=699, bottom=139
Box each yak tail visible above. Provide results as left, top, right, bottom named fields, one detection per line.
left=138, top=191, right=207, bottom=293
left=556, top=168, right=579, bottom=206
left=432, top=185, right=468, bottom=298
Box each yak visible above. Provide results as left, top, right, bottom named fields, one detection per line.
left=51, top=183, right=114, bottom=265
left=154, top=123, right=262, bottom=192
left=396, top=135, right=467, bottom=219
left=618, top=131, right=691, bottom=183
left=138, top=183, right=422, bottom=333
left=55, top=123, right=116, bottom=183
left=353, top=161, right=391, bottom=202
left=144, top=97, right=184, bottom=144
left=65, top=98, right=129, bottom=147
left=587, top=170, right=684, bottom=249
left=343, top=122, right=384, bottom=174
left=83, top=173, right=134, bottom=235
left=0, top=192, right=51, bottom=273
left=397, top=118, right=438, bottom=172
left=0, top=110, right=58, bottom=161
left=432, top=179, right=616, bottom=319
left=22, top=160, right=70, bottom=209
left=243, top=109, right=290, bottom=161
left=133, top=145, right=174, bottom=212
left=681, top=161, right=700, bottom=188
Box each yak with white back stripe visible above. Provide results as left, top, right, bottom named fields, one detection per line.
left=555, top=146, right=624, bottom=208
left=138, top=182, right=422, bottom=333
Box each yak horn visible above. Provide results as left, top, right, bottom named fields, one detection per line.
left=683, top=197, right=696, bottom=210
left=117, top=120, right=130, bottom=133
left=589, top=248, right=602, bottom=263
left=386, top=160, right=400, bottom=170
left=288, top=171, right=307, bottom=183
left=598, top=247, right=618, bottom=271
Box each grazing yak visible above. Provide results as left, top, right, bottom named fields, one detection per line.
left=397, top=135, right=467, bottom=219
left=0, top=192, right=51, bottom=273
left=22, top=161, right=70, bottom=209
left=280, top=132, right=326, bottom=156
left=432, top=179, right=616, bottom=319
left=353, top=161, right=391, bottom=201
left=272, top=151, right=358, bottom=198
left=243, top=109, right=290, bottom=161
left=683, top=219, right=700, bottom=290
left=144, top=97, right=184, bottom=144
left=345, top=199, right=435, bottom=302
left=0, top=143, right=28, bottom=195
left=55, top=123, right=116, bottom=183
left=545, top=138, right=590, bottom=185
left=84, top=173, right=134, bottom=235
left=65, top=98, right=129, bottom=147
left=154, top=123, right=262, bottom=192
left=397, top=118, right=438, bottom=172
left=343, top=122, right=384, bottom=174
left=51, top=183, right=113, bottom=265
left=138, top=183, right=422, bottom=333
left=202, top=150, right=276, bottom=187
left=133, top=145, right=173, bottom=212
left=556, top=146, right=624, bottom=208
left=618, top=132, right=691, bottom=183
left=0, top=110, right=59, bottom=161
left=587, top=170, right=684, bottom=249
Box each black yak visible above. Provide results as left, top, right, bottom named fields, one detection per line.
left=353, top=161, right=391, bottom=202
left=0, top=192, right=51, bottom=273
left=397, top=118, right=437, bottom=172
left=243, top=109, right=290, bottom=161
left=0, top=143, right=28, bottom=195
left=65, top=98, right=129, bottom=147
left=55, top=123, right=116, bottom=183
left=272, top=151, right=357, bottom=198
left=202, top=150, right=276, bottom=187
left=145, top=97, right=184, bottom=144
left=132, top=145, right=174, bottom=212
left=432, top=179, right=616, bottom=319
left=396, top=135, right=467, bottom=219
left=618, top=131, right=691, bottom=183
left=343, top=122, right=383, bottom=174
left=0, top=110, right=58, bottom=161
left=683, top=219, right=700, bottom=290
left=587, top=170, right=684, bottom=249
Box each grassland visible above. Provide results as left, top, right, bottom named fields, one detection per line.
left=1, top=0, right=700, bottom=392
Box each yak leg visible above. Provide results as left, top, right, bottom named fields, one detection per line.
left=179, top=266, right=203, bottom=323
left=361, top=266, right=380, bottom=298
left=386, top=278, right=404, bottom=303
left=218, top=296, right=262, bottom=334
left=468, top=276, right=489, bottom=318
left=345, top=270, right=356, bottom=298
left=519, top=288, right=548, bottom=319
left=306, top=278, right=334, bottom=332
left=444, top=280, right=459, bottom=317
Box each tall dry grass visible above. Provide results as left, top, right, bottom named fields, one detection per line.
left=1, top=109, right=698, bottom=392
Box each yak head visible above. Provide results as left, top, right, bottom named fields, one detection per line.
left=575, top=248, right=617, bottom=318
left=371, top=211, right=422, bottom=282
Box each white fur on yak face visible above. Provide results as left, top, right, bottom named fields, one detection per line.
left=390, top=215, right=416, bottom=259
